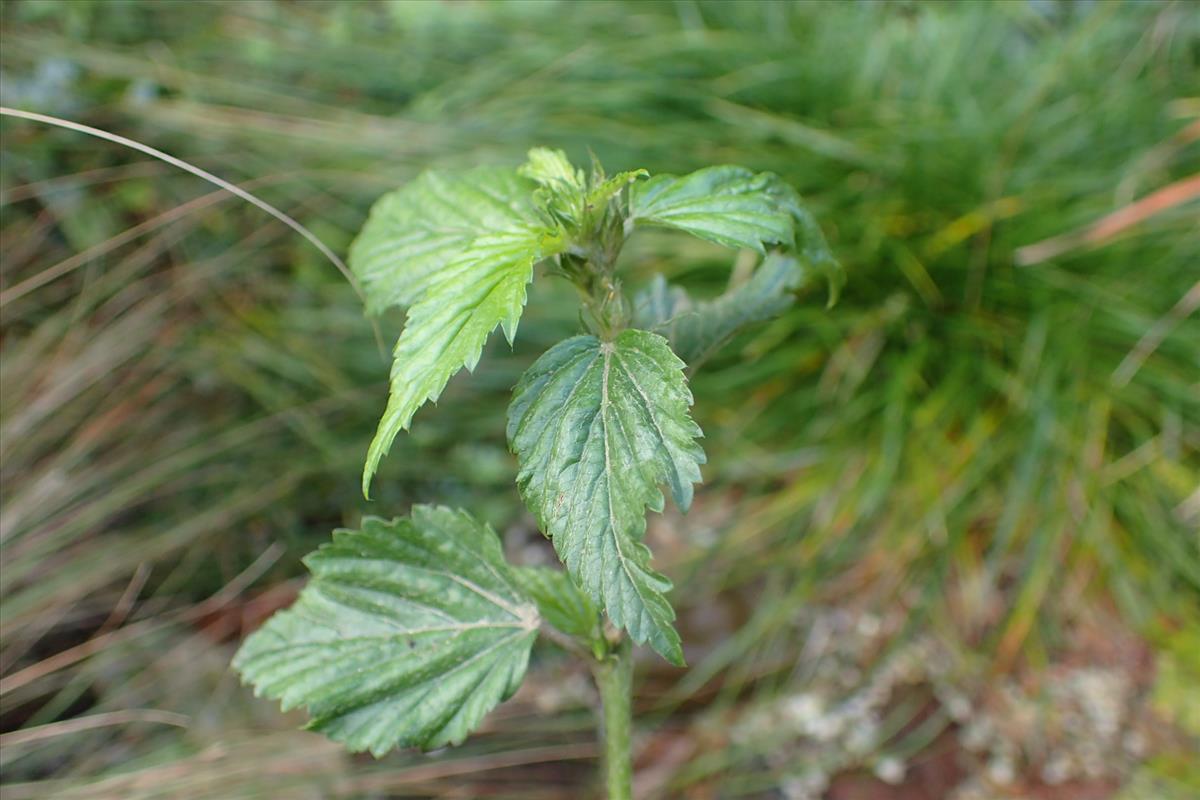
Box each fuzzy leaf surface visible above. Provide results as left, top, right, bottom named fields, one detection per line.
left=348, top=167, right=547, bottom=313
left=232, top=506, right=539, bottom=756
left=629, top=165, right=795, bottom=253
left=634, top=253, right=806, bottom=367
left=507, top=330, right=705, bottom=665
left=520, top=148, right=585, bottom=193
left=519, top=147, right=587, bottom=228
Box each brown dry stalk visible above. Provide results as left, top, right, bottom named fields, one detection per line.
left=1015, top=171, right=1200, bottom=265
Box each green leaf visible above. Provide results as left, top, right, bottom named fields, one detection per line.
left=520, top=147, right=585, bottom=193
left=363, top=227, right=563, bottom=496
left=586, top=168, right=648, bottom=210
left=348, top=167, right=547, bottom=313
left=628, top=167, right=843, bottom=305
left=351, top=165, right=568, bottom=496
left=758, top=175, right=846, bottom=306
left=629, top=165, right=795, bottom=253
left=507, top=330, right=705, bottom=665
left=518, top=148, right=646, bottom=235
left=519, top=147, right=586, bottom=228
left=634, top=253, right=806, bottom=368
left=513, top=566, right=602, bottom=647
left=232, top=506, right=539, bottom=756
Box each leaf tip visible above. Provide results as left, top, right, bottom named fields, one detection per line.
left=651, top=629, right=686, bottom=667
left=824, top=266, right=846, bottom=308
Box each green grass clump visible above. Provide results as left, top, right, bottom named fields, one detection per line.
left=1, top=1, right=1196, bottom=796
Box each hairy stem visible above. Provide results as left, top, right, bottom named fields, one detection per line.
left=592, top=637, right=633, bottom=800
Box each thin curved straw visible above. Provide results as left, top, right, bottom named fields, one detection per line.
left=0, top=106, right=365, bottom=308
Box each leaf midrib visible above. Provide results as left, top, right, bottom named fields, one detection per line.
left=597, top=341, right=661, bottom=633
left=320, top=562, right=530, bottom=623
left=254, top=619, right=533, bottom=659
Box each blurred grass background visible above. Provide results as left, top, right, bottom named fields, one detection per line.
left=1, top=1, right=1197, bottom=798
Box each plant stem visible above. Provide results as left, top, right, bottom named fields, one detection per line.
left=592, top=637, right=633, bottom=800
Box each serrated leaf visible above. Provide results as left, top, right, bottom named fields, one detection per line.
left=634, top=253, right=805, bottom=368
left=629, top=165, right=795, bottom=253
left=519, top=147, right=586, bottom=228
left=348, top=167, right=547, bottom=313
left=758, top=174, right=845, bottom=305
left=363, top=227, right=563, bottom=496
left=513, top=566, right=602, bottom=646
left=348, top=164, right=567, bottom=495
left=507, top=330, right=705, bottom=665
left=232, top=506, right=539, bottom=756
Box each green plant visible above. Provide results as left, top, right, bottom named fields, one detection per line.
left=231, top=148, right=841, bottom=797
left=3, top=3, right=1195, bottom=797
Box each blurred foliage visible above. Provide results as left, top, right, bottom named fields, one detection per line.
left=1, top=0, right=1197, bottom=797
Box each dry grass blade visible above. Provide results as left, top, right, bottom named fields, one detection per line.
left=0, top=543, right=283, bottom=696
left=1111, top=279, right=1200, bottom=388
left=0, top=709, right=190, bottom=747
left=0, top=106, right=363, bottom=304
left=1015, top=172, right=1200, bottom=265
